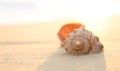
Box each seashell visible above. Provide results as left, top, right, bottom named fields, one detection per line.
left=57, top=23, right=85, bottom=42
left=58, top=23, right=104, bottom=55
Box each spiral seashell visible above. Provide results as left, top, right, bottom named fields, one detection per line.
left=61, top=28, right=104, bottom=55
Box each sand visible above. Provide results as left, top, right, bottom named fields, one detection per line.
left=0, top=23, right=120, bottom=71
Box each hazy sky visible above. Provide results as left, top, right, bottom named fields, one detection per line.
left=0, top=0, right=120, bottom=41
left=0, top=0, right=120, bottom=23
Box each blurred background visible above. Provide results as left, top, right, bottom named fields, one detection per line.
left=0, top=0, right=120, bottom=42
left=0, top=1, right=120, bottom=71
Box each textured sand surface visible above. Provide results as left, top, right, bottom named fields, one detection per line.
left=0, top=41, right=120, bottom=71
left=0, top=23, right=120, bottom=71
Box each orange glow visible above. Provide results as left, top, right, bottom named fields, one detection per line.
left=57, top=23, right=83, bottom=41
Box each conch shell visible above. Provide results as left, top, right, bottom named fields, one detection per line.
left=58, top=23, right=104, bottom=55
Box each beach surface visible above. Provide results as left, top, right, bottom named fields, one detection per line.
left=0, top=23, right=120, bottom=71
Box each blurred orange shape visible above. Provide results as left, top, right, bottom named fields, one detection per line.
left=57, top=23, right=84, bottom=42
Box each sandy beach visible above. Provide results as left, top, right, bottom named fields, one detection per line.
left=0, top=22, right=120, bottom=71
left=0, top=40, right=120, bottom=71
left=0, top=0, right=120, bottom=70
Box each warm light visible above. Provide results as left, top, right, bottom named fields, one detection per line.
left=0, top=0, right=120, bottom=24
